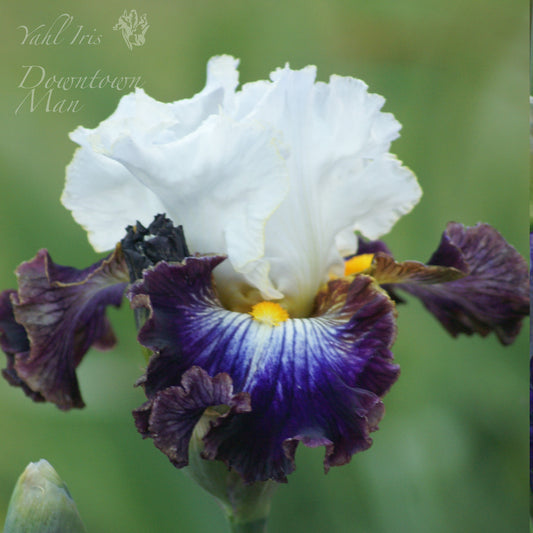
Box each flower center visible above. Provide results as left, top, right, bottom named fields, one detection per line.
left=250, top=301, right=289, bottom=326
left=344, top=254, right=374, bottom=276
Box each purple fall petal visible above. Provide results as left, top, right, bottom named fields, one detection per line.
left=0, top=290, right=29, bottom=356
left=130, top=256, right=398, bottom=483
left=0, top=247, right=129, bottom=409
left=0, top=290, right=44, bottom=403
left=397, top=222, right=529, bottom=345
left=134, top=366, right=251, bottom=468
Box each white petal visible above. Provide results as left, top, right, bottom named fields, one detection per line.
left=63, top=57, right=241, bottom=251
left=62, top=147, right=166, bottom=252
left=106, top=114, right=289, bottom=304
left=228, top=65, right=421, bottom=316
left=204, top=55, right=240, bottom=101
left=232, top=80, right=272, bottom=120
left=348, top=155, right=422, bottom=239
left=63, top=57, right=421, bottom=317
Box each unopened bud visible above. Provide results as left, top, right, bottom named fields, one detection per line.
left=3, top=459, right=86, bottom=533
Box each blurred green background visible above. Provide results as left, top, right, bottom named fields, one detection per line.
left=0, top=1, right=528, bottom=532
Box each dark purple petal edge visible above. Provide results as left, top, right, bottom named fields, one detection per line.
left=130, top=256, right=399, bottom=483
left=133, top=366, right=251, bottom=469
left=399, top=222, right=529, bottom=345
left=0, top=247, right=129, bottom=409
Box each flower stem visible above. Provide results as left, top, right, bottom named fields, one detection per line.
left=227, top=516, right=268, bottom=533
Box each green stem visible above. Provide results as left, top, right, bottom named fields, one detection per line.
left=186, top=417, right=276, bottom=533
left=227, top=516, right=268, bottom=533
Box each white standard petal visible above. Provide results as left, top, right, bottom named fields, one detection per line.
left=204, top=54, right=240, bottom=106
left=106, top=114, right=289, bottom=308
left=231, top=65, right=421, bottom=316
left=62, top=57, right=241, bottom=251
left=63, top=57, right=421, bottom=318
left=62, top=147, right=166, bottom=251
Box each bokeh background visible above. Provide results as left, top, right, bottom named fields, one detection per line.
left=0, top=1, right=528, bottom=532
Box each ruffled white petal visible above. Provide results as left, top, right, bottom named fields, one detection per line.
left=231, top=65, right=421, bottom=315
left=107, top=114, right=289, bottom=304
left=63, top=56, right=241, bottom=252
left=63, top=56, right=421, bottom=315
left=62, top=147, right=166, bottom=251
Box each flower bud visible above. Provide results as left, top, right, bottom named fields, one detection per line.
left=3, top=459, right=86, bottom=533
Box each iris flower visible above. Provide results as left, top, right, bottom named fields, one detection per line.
left=0, top=57, right=528, bottom=485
